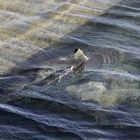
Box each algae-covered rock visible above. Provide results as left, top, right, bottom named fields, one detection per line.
left=66, top=79, right=140, bottom=106
left=66, top=81, right=106, bottom=101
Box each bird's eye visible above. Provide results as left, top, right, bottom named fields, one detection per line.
left=74, top=48, right=78, bottom=53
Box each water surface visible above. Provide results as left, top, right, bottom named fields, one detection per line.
left=0, top=0, right=140, bottom=139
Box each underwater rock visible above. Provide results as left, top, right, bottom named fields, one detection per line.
left=66, top=80, right=140, bottom=106
left=66, top=81, right=106, bottom=101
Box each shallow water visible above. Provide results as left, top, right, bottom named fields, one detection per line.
left=0, top=0, right=140, bottom=139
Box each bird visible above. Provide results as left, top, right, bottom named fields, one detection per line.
left=33, top=48, right=89, bottom=84
left=72, top=48, right=89, bottom=76
left=58, top=48, right=89, bottom=82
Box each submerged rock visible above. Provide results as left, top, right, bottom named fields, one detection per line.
left=66, top=81, right=106, bottom=101
left=66, top=80, right=140, bottom=106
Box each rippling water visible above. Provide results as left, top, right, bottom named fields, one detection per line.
left=0, top=0, right=140, bottom=139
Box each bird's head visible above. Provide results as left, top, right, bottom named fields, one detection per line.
left=74, top=48, right=89, bottom=61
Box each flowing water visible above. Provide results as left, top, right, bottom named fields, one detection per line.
left=0, top=0, right=140, bottom=139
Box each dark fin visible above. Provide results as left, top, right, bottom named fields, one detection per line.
left=74, top=48, right=78, bottom=54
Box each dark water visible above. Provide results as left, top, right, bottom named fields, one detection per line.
left=0, top=0, right=140, bottom=139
